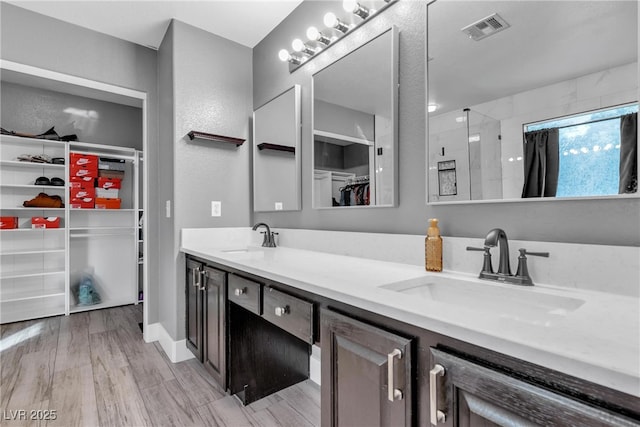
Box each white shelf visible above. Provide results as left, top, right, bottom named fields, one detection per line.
left=70, top=298, right=135, bottom=313
left=0, top=160, right=65, bottom=169
left=1, top=291, right=66, bottom=304
left=0, top=207, right=66, bottom=212
left=0, top=134, right=66, bottom=147
left=0, top=227, right=65, bottom=232
left=0, top=184, right=65, bottom=190
left=0, top=302, right=65, bottom=324
left=70, top=226, right=134, bottom=231
left=1, top=269, right=66, bottom=280
left=70, top=208, right=137, bottom=212
left=0, top=249, right=65, bottom=256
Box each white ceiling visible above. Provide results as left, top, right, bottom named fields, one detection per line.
left=6, top=0, right=304, bottom=49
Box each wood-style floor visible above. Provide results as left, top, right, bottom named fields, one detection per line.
left=0, top=305, right=320, bottom=427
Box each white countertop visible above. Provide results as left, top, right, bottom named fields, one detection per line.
left=181, top=235, right=640, bottom=398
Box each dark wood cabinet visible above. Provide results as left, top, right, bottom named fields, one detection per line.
left=320, top=309, right=413, bottom=427
left=186, top=258, right=204, bottom=361
left=186, top=257, right=227, bottom=389
left=430, top=348, right=638, bottom=427
left=202, top=265, right=226, bottom=389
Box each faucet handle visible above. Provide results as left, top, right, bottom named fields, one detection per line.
left=466, top=246, right=494, bottom=275
left=515, top=248, right=549, bottom=285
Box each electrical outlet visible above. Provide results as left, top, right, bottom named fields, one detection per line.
left=165, top=200, right=171, bottom=218
left=211, top=201, right=222, bottom=217
left=275, top=202, right=283, bottom=210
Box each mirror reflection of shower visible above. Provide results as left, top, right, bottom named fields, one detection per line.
left=429, top=108, right=502, bottom=202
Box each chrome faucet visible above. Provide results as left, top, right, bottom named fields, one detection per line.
left=252, top=222, right=277, bottom=247
left=467, top=228, right=549, bottom=286
left=484, top=228, right=512, bottom=276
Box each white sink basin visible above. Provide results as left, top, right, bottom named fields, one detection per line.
left=382, top=276, right=585, bottom=326
left=219, top=246, right=265, bottom=259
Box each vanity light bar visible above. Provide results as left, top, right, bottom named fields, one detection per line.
left=278, top=0, right=397, bottom=70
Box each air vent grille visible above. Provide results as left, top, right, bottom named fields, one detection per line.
left=461, top=13, right=510, bottom=41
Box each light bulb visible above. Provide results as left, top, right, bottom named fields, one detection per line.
left=278, top=49, right=290, bottom=62
left=292, top=38, right=305, bottom=52
left=324, top=12, right=338, bottom=28
left=343, top=0, right=358, bottom=13
left=307, top=26, right=320, bottom=41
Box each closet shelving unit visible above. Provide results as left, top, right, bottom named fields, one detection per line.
left=1, top=135, right=142, bottom=322
left=0, top=135, right=68, bottom=323
left=67, top=141, right=139, bottom=313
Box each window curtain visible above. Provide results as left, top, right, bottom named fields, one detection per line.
left=521, top=128, right=559, bottom=198
left=619, top=112, right=637, bottom=194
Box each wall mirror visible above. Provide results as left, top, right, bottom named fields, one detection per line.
left=253, top=85, right=301, bottom=211
left=312, top=26, right=398, bottom=208
left=427, top=0, right=638, bottom=204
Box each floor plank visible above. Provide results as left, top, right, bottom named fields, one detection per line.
left=3, top=350, right=55, bottom=415
left=141, top=379, right=205, bottom=427
left=88, top=330, right=129, bottom=373
left=196, top=395, right=256, bottom=427
left=92, top=365, right=152, bottom=427
left=55, top=312, right=91, bottom=373
left=48, top=364, right=99, bottom=427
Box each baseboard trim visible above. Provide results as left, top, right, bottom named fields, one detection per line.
left=310, top=345, right=321, bottom=385
left=144, top=322, right=195, bottom=363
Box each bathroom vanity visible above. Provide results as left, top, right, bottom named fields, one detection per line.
left=181, top=228, right=640, bottom=426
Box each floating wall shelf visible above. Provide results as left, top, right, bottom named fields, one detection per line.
left=187, top=131, right=245, bottom=146
left=257, top=143, right=295, bottom=153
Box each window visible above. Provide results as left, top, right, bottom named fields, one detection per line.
left=525, top=104, right=638, bottom=197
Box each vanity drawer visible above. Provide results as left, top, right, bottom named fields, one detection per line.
left=228, top=274, right=261, bottom=315
left=263, top=287, right=313, bottom=345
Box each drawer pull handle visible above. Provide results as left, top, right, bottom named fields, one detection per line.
left=275, top=306, right=289, bottom=316
left=192, top=269, right=200, bottom=288
left=387, top=348, right=403, bottom=402
left=430, top=364, right=446, bottom=425
left=234, top=288, right=245, bottom=296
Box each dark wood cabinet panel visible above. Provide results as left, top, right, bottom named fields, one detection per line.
left=263, top=286, right=313, bottom=345
left=228, top=274, right=262, bottom=315
left=321, top=309, right=413, bottom=427
left=431, top=348, right=639, bottom=427
left=185, top=259, right=203, bottom=361
left=202, top=265, right=226, bottom=389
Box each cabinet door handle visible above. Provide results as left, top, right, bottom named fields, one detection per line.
left=234, top=288, right=245, bottom=296
left=430, top=364, right=446, bottom=426
left=387, top=348, right=403, bottom=401
left=192, top=269, right=200, bottom=288
left=275, top=306, right=289, bottom=316
left=199, top=271, right=207, bottom=291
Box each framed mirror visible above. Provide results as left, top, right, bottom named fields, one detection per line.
left=312, top=26, right=399, bottom=208
left=427, top=1, right=638, bottom=204
left=253, top=85, right=301, bottom=212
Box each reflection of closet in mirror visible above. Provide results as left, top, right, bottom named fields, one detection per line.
left=312, top=26, right=398, bottom=209
left=253, top=85, right=301, bottom=212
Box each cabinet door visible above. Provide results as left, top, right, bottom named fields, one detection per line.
left=185, top=259, right=203, bottom=361
left=321, top=309, right=413, bottom=427
left=202, top=265, right=226, bottom=389
left=430, top=348, right=638, bottom=427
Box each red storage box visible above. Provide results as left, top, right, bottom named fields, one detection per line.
left=96, top=177, right=122, bottom=190
left=71, top=187, right=96, bottom=200
left=95, top=197, right=121, bottom=209
left=70, top=164, right=98, bottom=178
left=0, top=217, right=19, bottom=229
left=70, top=153, right=98, bottom=168
left=70, top=197, right=95, bottom=209
left=69, top=176, right=95, bottom=188
left=31, top=216, right=60, bottom=229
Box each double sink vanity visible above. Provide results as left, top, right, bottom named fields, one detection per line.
left=180, top=227, right=640, bottom=426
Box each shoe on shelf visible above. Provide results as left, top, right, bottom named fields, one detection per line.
left=34, top=177, right=51, bottom=186
left=23, top=193, right=64, bottom=208
left=50, top=177, right=65, bottom=186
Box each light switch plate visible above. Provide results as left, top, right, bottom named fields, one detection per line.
left=211, top=201, right=221, bottom=217
left=275, top=202, right=283, bottom=210
left=165, top=200, right=171, bottom=218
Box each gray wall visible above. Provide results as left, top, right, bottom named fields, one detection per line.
left=1, top=82, right=142, bottom=149
left=253, top=0, right=640, bottom=246
left=163, top=20, right=253, bottom=340
left=1, top=3, right=161, bottom=322
left=157, top=22, right=177, bottom=339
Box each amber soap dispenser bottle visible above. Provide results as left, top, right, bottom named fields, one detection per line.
left=425, top=218, right=443, bottom=272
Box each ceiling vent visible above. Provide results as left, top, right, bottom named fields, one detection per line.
left=461, top=13, right=510, bottom=41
